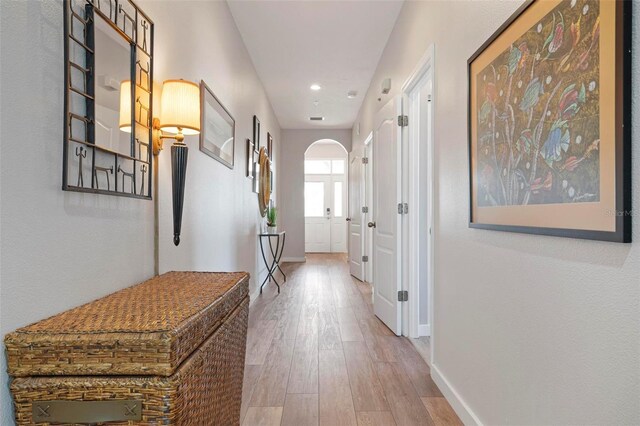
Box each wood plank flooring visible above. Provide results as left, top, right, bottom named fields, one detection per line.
left=241, top=254, right=461, bottom=426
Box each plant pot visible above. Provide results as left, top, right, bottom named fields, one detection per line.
left=267, top=225, right=277, bottom=233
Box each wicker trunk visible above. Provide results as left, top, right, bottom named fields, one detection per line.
left=4, top=271, right=250, bottom=425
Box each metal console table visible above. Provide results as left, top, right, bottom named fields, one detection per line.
left=258, top=230, right=287, bottom=294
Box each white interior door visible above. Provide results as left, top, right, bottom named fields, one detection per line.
left=305, top=176, right=331, bottom=252
left=330, top=176, right=347, bottom=252
left=348, top=154, right=364, bottom=280
left=372, top=96, right=402, bottom=335
left=364, top=140, right=373, bottom=283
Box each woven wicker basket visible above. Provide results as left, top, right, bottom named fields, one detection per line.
left=5, top=271, right=250, bottom=425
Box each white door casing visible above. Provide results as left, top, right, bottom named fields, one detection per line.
left=372, top=96, right=402, bottom=336
left=401, top=44, right=435, bottom=341
left=348, top=154, right=364, bottom=280
left=364, top=136, right=373, bottom=285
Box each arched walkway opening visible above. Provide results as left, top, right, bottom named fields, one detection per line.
left=304, top=140, right=348, bottom=253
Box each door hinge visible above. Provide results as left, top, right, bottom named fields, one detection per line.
left=362, top=206, right=369, bottom=213
left=397, top=203, right=403, bottom=214
left=397, top=290, right=408, bottom=302
left=362, top=157, right=369, bottom=164
left=403, top=202, right=408, bottom=214
left=397, top=115, right=408, bottom=127
left=362, top=255, right=369, bottom=263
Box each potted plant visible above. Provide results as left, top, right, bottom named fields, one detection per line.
left=266, top=206, right=277, bottom=233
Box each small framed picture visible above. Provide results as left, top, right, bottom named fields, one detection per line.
left=252, top=159, right=260, bottom=194
left=267, top=132, right=273, bottom=160
left=246, top=138, right=254, bottom=178
left=253, top=115, right=261, bottom=150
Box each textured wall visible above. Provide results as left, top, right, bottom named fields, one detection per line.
left=279, top=129, right=352, bottom=259
left=142, top=0, right=281, bottom=298
left=352, top=0, right=640, bottom=424
left=0, top=0, right=281, bottom=422
left=0, top=1, right=154, bottom=423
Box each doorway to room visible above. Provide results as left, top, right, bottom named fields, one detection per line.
left=401, top=45, right=435, bottom=340
left=346, top=47, right=435, bottom=341
left=304, top=140, right=348, bottom=253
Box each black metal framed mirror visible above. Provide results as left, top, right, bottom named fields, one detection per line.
left=63, top=0, right=154, bottom=199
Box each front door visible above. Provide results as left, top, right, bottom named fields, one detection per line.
left=330, top=175, right=347, bottom=253
left=305, top=175, right=331, bottom=252
left=372, top=96, right=402, bottom=335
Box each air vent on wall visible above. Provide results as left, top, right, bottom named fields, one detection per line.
left=309, top=116, right=325, bottom=121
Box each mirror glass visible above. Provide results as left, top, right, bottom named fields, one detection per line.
left=94, top=15, right=133, bottom=156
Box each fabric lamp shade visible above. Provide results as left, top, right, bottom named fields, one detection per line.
left=118, top=80, right=132, bottom=133
left=159, top=80, right=200, bottom=135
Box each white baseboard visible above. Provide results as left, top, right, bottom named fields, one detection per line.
left=418, top=324, right=431, bottom=337
left=281, top=256, right=306, bottom=263
left=431, top=363, right=483, bottom=426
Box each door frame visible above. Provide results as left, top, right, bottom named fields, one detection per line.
left=363, top=132, right=373, bottom=285
left=348, top=151, right=365, bottom=280
left=401, top=45, right=435, bottom=349
left=303, top=156, right=349, bottom=253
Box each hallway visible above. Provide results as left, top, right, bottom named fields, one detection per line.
left=241, top=254, right=461, bottom=426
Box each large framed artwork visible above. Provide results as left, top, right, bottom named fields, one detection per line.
left=468, top=0, right=631, bottom=242
left=200, top=80, right=235, bottom=169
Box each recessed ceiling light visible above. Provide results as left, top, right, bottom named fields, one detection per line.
left=347, top=90, right=358, bottom=99
left=310, top=84, right=321, bottom=91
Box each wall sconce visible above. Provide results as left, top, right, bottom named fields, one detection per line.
left=151, top=79, right=201, bottom=246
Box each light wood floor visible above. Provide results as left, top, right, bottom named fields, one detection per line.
left=241, top=254, right=461, bottom=426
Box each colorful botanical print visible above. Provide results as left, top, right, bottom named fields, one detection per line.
left=477, top=0, right=600, bottom=207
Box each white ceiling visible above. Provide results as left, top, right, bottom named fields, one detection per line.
left=228, top=0, right=404, bottom=130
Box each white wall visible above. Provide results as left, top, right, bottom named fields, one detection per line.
left=141, top=0, right=281, bottom=297
left=305, top=141, right=348, bottom=159
left=279, top=129, right=351, bottom=260
left=353, top=1, right=640, bottom=424
left=0, top=0, right=280, bottom=423
left=0, top=2, right=154, bottom=423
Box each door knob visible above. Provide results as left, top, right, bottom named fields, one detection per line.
left=367, top=221, right=376, bottom=228
left=346, top=217, right=351, bottom=222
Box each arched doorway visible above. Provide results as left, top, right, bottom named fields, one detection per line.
left=304, top=139, right=348, bottom=253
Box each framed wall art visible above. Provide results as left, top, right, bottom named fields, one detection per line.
left=267, top=132, right=273, bottom=160
left=468, top=0, right=631, bottom=242
left=246, top=138, right=254, bottom=178
left=200, top=80, right=235, bottom=169
left=253, top=115, right=261, bottom=150
left=252, top=152, right=260, bottom=194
